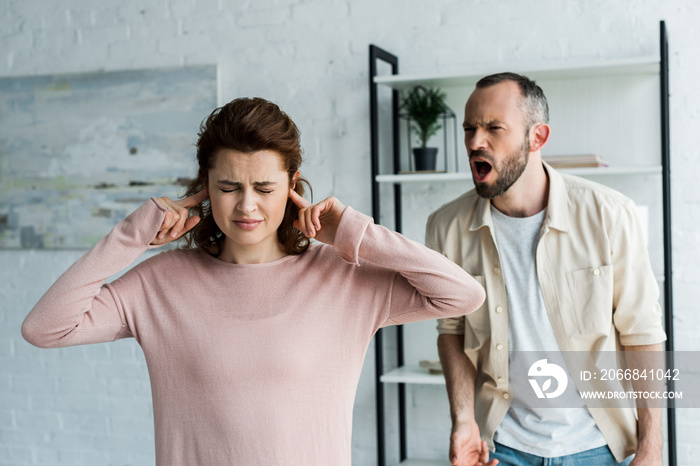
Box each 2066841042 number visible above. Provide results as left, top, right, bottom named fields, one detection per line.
left=599, top=368, right=680, bottom=381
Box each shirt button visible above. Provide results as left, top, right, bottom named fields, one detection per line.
left=593, top=268, right=601, bottom=276
left=498, top=377, right=506, bottom=384
left=496, top=344, right=504, bottom=350
left=496, top=306, right=503, bottom=314
left=503, top=393, right=510, bottom=400
left=494, top=266, right=502, bottom=275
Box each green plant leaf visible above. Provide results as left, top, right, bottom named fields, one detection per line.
left=400, top=86, right=447, bottom=147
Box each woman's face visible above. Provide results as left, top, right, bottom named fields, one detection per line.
left=208, top=149, right=297, bottom=263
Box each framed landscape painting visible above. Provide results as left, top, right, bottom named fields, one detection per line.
left=0, top=65, right=217, bottom=249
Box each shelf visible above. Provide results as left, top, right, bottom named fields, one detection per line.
left=399, top=459, right=450, bottom=466
left=557, top=165, right=662, bottom=176
left=374, top=56, right=659, bottom=90
left=376, top=172, right=470, bottom=183
left=375, top=165, right=661, bottom=184
left=381, top=365, right=446, bottom=385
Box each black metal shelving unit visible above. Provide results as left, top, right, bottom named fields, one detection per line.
left=369, top=20, right=675, bottom=466
left=659, top=20, right=677, bottom=466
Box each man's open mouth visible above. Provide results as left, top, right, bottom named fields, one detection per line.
left=471, top=158, right=493, bottom=182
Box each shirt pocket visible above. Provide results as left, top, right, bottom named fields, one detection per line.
left=464, top=275, right=490, bottom=349
left=564, top=264, right=614, bottom=336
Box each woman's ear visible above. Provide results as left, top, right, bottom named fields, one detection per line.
left=291, top=170, right=301, bottom=190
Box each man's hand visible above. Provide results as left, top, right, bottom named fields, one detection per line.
left=289, top=189, right=346, bottom=245
left=629, top=449, right=662, bottom=466
left=152, top=189, right=208, bottom=246
left=449, top=419, right=498, bottom=466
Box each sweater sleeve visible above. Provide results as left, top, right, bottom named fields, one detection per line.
left=21, top=198, right=168, bottom=348
left=425, top=210, right=468, bottom=336
left=333, top=207, right=485, bottom=327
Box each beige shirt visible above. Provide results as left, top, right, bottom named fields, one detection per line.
left=427, top=163, right=666, bottom=462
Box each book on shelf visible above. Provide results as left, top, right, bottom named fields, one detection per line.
left=397, top=170, right=447, bottom=174
left=419, top=359, right=443, bottom=375
left=543, top=154, right=608, bottom=169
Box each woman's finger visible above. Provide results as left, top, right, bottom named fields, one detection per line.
left=306, top=206, right=318, bottom=238
left=295, top=207, right=308, bottom=238
left=181, top=188, right=208, bottom=208
left=170, top=206, right=190, bottom=238
left=302, top=207, right=315, bottom=237
left=158, top=210, right=173, bottom=236
left=289, top=188, right=311, bottom=209
left=309, top=204, right=321, bottom=233
left=158, top=210, right=180, bottom=239
left=155, top=193, right=204, bottom=240
left=180, top=215, right=201, bottom=236
left=311, top=199, right=332, bottom=231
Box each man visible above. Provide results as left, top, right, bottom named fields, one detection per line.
left=426, top=73, right=666, bottom=465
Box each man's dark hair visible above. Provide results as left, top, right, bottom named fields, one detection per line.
left=476, top=72, right=549, bottom=131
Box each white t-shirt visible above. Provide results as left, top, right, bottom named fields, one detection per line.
left=490, top=205, right=607, bottom=457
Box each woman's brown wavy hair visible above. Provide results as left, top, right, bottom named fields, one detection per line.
left=182, top=97, right=311, bottom=255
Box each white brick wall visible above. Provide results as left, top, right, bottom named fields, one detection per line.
left=2, top=1, right=699, bottom=465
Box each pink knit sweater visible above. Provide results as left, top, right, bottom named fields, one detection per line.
left=22, top=198, right=484, bottom=465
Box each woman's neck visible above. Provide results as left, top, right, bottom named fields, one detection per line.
left=217, top=238, right=287, bottom=264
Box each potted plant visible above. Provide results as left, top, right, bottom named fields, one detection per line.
left=400, top=86, right=447, bottom=171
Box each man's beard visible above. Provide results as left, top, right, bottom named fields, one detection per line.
left=471, top=138, right=530, bottom=199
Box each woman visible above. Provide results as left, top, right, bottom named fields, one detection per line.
left=22, top=97, right=485, bottom=465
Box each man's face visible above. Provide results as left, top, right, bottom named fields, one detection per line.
left=463, top=81, right=531, bottom=199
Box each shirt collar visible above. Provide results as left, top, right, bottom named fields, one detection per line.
left=542, top=161, right=570, bottom=233
left=468, top=193, right=493, bottom=232
left=467, top=161, right=570, bottom=233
